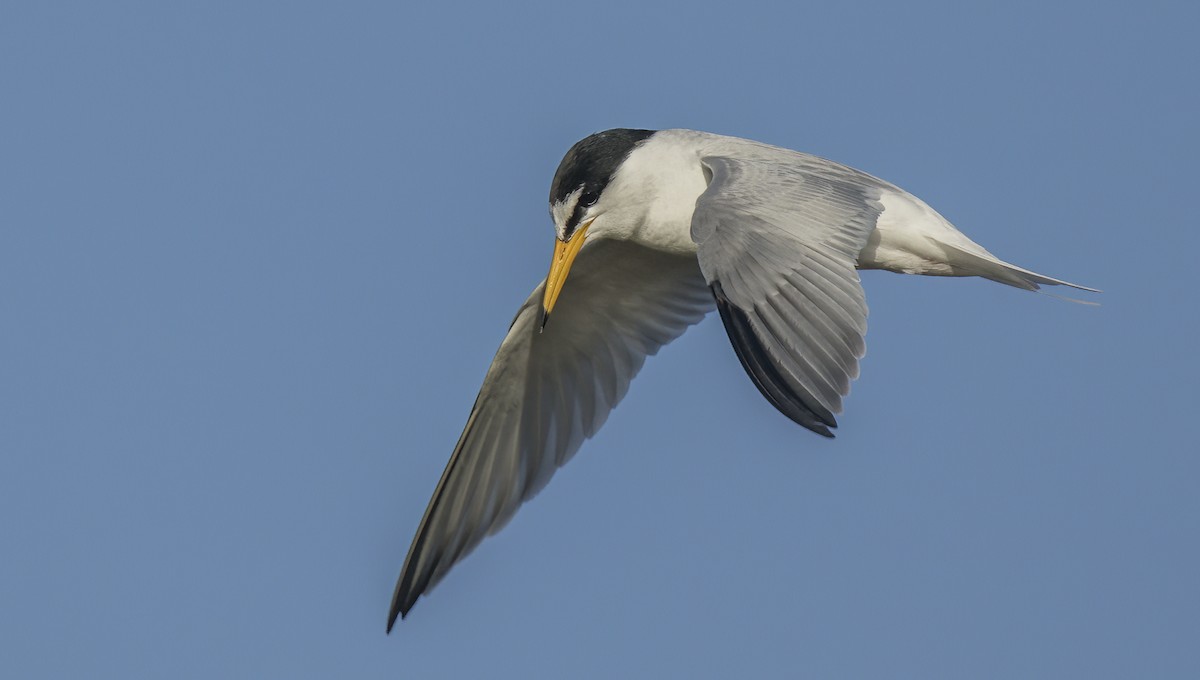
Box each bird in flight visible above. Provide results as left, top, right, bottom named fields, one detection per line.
left=388, top=129, right=1096, bottom=630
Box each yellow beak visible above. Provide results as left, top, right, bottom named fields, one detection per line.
left=540, top=220, right=591, bottom=330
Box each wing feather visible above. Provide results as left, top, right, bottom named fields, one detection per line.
left=691, top=149, right=882, bottom=436
left=389, top=238, right=712, bottom=628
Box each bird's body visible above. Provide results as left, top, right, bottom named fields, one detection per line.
left=388, top=129, right=1095, bottom=629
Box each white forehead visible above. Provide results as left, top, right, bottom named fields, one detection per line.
left=549, top=186, right=584, bottom=239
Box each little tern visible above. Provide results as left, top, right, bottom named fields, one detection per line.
left=388, top=128, right=1096, bottom=629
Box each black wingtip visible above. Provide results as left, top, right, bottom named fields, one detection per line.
left=388, top=568, right=419, bottom=634
left=385, top=613, right=400, bottom=635
left=710, top=282, right=839, bottom=437
left=386, top=598, right=412, bottom=634
left=388, top=577, right=424, bottom=632
left=388, top=440, right=472, bottom=636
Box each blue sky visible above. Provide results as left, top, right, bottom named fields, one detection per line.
left=2, top=1, right=1197, bottom=677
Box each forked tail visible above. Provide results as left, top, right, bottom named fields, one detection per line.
left=939, top=242, right=1100, bottom=297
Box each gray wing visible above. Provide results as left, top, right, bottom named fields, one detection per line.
left=691, top=152, right=883, bottom=437
left=390, top=238, right=712, bottom=628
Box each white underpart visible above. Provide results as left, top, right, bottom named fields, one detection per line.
left=593, top=129, right=964, bottom=269
left=858, top=188, right=996, bottom=276
left=592, top=130, right=1089, bottom=291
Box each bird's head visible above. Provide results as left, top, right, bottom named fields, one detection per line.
left=541, top=128, right=656, bottom=328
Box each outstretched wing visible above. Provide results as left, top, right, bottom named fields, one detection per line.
left=390, top=238, right=712, bottom=628
left=691, top=151, right=883, bottom=437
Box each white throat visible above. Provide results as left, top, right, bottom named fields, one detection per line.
left=586, top=131, right=711, bottom=256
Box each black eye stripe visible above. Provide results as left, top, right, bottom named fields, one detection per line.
left=564, top=187, right=597, bottom=232
left=566, top=202, right=587, bottom=231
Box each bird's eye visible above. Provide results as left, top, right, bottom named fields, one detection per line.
left=579, top=190, right=599, bottom=207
